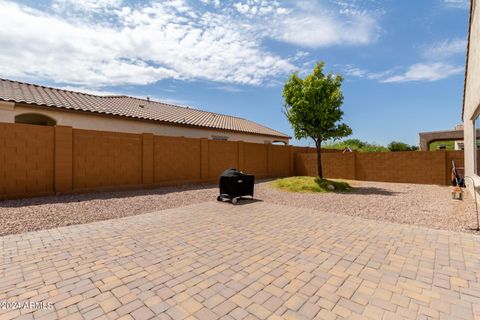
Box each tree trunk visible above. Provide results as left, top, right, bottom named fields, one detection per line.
left=316, top=140, right=323, bottom=179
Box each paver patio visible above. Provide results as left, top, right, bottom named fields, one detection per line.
left=1, top=201, right=480, bottom=320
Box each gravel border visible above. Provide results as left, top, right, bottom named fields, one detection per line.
left=1, top=179, right=478, bottom=236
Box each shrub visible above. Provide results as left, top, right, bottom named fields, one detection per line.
left=325, top=138, right=388, bottom=152
left=387, top=141, right=418, bottom=152
left=271, top=176, right=352, bottom=193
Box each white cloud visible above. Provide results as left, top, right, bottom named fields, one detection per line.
left=200, top=0, right=220, bottom=8
left=58, top=86, right=119, bottom=96
left=264, top=1, right=379, bottom=48
left=233, top=0, right=285, bottom=16
left=423, top=38, right=467, bottom=60
left=0, top=1, right=295, bottom=87
left=289, top=51, right=310, bottom=62
left=211, top=85, right=245, bottom=92
left=443, top=0, right=470, bottom=9
left=342, top=65, right=395, bottom=80
left=273, top=15, right=377, bottom=47
left=61, top=85, right=191, bottom=105
left=341, top=37, right=467, bottom=84
left=382, top=63, right=464, bottom=83
left=342, top=62, right=463, bottom=83
left=343, top=65, right=368, bottom=78
left=52, top=0, right=123, bottom=12
left=0, top=0, right=379, bottom=87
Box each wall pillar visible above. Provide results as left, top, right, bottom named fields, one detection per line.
left=267, top=144, right=273, bottom=176
left=142, top=133, right=154, bottom=185
left=289, top=146, right=295, bottom=176
left=200, top=138, right=209, bottom=180
left=442, top=150, right=449, bottom=185
left=352, top=151, right=357, bottom=180
left=238, top=141, right=245, bottom=172
left=54, top=126, right=73, bottom=194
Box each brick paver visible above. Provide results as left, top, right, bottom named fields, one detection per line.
left=1, top=201, right=480, bottom=319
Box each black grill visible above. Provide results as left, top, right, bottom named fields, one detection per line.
left=217, top=168, right=254, bottom=204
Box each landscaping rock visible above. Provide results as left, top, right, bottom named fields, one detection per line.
left=0, top=180, right=478, bottom=236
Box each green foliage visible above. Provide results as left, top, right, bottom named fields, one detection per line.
left=271, top=176, right=352, bottom=193
left=326, top=139, right=419, bottom=152
left=325, top=139, right=388, bottom=152
left=282, top=62, right=352, bottom=143
left=428, top=141, right=455, bottom=151
left=283, top=62, right=352, bottom=178
left=387, top=141, right=419, bottom=152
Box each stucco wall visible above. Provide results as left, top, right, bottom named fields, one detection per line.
left=0, top=103, right=289, bottom=144
left=463, top=0, right=480, bottom=192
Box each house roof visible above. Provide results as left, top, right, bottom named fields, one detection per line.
left=0, top=78, right=290, bottom=139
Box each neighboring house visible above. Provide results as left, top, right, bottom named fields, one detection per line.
left=419, top=124, right=467, bottom=150
left=455, top=141, right=465, bottom=151
left=463, top=0, right=480, bottom=190
left=0, top=79, right=290, bottom=144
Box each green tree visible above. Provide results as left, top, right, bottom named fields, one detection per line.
left=283, top=62, right=352, bottom=178
left=388, top=141, right=419, bottom=152
left=325, top=139, right=388, bottom=152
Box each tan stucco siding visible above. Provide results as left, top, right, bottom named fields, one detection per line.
left=0, top=104, right=289, bottom=144
left=463, top=0, right=480, bottom=190
left=0, top=101, right=15, bottom=123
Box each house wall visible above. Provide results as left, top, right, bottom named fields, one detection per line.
left=463, top=0, right=480, bottom=194
left=0, top=103, right=289, bottom=144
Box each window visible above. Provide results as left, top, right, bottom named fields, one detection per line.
left=15, top=113, right=56, bottom=126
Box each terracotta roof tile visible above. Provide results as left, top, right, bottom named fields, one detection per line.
left=0, top=78, right=289, bottom=139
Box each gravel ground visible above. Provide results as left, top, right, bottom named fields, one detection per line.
left=1, top=180, right=479, bottom=236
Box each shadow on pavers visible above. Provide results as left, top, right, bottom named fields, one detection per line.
left=218, top=198, right=264, bottom=206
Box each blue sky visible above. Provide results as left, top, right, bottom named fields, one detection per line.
left=0, top=0, right=471, bottom=146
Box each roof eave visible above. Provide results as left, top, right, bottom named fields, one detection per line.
left=461, top=0, right=474, bottom=121
left=10, top=101, right=291, bottom=139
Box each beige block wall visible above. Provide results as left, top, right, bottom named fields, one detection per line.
left=463, top=0, right=480, bottom=193
left=0, top=122, right=298, bottom=199
left=73, top=129, right=143, bottom=190
left=295, top=150, right=463, bottom=185
left=0, top=123, right=55, bottom=198
left=0, top=104, right=289, bottom=145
